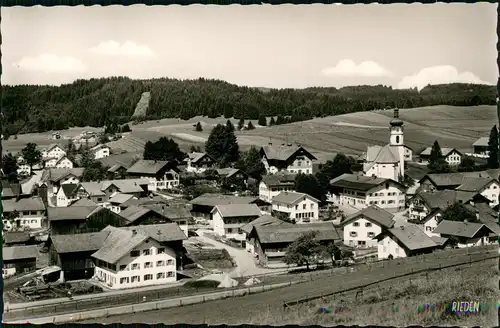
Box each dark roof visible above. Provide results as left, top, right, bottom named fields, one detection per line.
left=272, top=191, right=319, bottom=205
left=261, top=173, right=297, bottom=187
left=216, top=168, right=247, bottom=178
left=342, top=205, right=395, bottom=229
left=415, top=190, right=487, bottom=211
left=420, top=147, right=462, bottom=157
left=145, top=203, right=192, bottom=220
left=330, top=173, right=405, bottom=191
left=456, top=178, right=497, bottom=193
left=70, top=198, right=98, bottom=207
left=60, top=183, right=78, bottom=196
left=51, top=231, right=110, bottom=253
left=375, top=225, right=437, bottom=251
left=119, top=223, right=188, bottom=242
left=261, top=145, right=317, bottom=162
left=127, top=160, right=175, bottom=175
left=190, top=193, right=257, bottom=207
left=420, top=171, right=495, bottom=187
left=255, top=222, right=341, bottom=244
left=3, top=245, right=38, bottom=261
left=48, top=205, right=100, bottom=221
left=108, top=164, right=128, bottom=173
left=118, top=205, right=152, bottom=224
left=240, top=215, right=293, bottom=235
left=4, top=232, right=31, bottom=244
left=42, top=168, right=85, bottom=183
left=433, top=220, right=494, bottom=238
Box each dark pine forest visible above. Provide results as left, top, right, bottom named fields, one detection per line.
left=2, top=77, right=496, bottom=135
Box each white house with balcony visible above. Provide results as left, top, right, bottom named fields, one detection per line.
left=271, top=191, right=319, bottom=224
left=91, top=144, right=111, bottom=160
left=258, top=173, right=296, bottom=202
left=211, top=204, right=262, bottom=241
left=330, top=174, right=407, bottom=213
left=341, top=205, right=395, bottom=248
left=126, top=160, right=180, bottom=192
left=418, top=147, right=463, bottom=166
left=42, top=144, right=66, bottom=160
left=92, top=224, right=187, bottom=290
left=1, top=197, right=47, bottom=231
left=259, top=144, right=317, bottom=175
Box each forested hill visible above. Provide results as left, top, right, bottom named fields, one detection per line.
left=2, top=77, right=496, bottom=135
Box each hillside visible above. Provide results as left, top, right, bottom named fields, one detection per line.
left=1, top=77, right=496, bottom=136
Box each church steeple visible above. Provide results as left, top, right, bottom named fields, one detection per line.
left=389, top=108, right=405, bottom=179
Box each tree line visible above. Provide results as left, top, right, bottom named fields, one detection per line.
left=2, top=76, right=495, bottom=135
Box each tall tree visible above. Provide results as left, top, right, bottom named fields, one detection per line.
left=269, top=117, right=276, bottom=126
left=295, top=173, right=325, bottom=202
left=458, top=157, right=476, bottom=172
left=247, top=121, right=255, bottom=130
left=143, top=137, right=186, bottom=163
left=319, top=153, right=355, bottom=181
left=195, top=122, right=203, bottom=132
left=441, top=202, right=479, bottom=223
left=2, top=153, right=19, bottom=182
left=21, top=142, right=42, bottom=172
left=283, top=231, right=323, bottom=271
left=82, top=160, right=109, bottom=182
left=237, top=118, right=245, bottom=131
left=487, top=125, right=499, bottom=169
left=258, top=115, right=267, bottom=126
left=427, top=140, right=451, bottom=173
left=235, top=146, right=265, bottom=181
left=205, top=124, right=240, bottom=166
left=226, top=120, right=235, bottom=132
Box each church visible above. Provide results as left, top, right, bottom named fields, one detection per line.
left=359, top=108, right=413, bottom=181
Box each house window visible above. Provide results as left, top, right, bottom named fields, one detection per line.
left=227, top=228, right=233, bottom=233
left=310, top=204, right=314, bottom=209
left=303, top=204, right=306, bottom=210
left=131, top=275, right=140, bottom=283
left=395, top=247, right=399, bottom=254
left=157, top=272, right=166, bottom=279
left=143, top=249, right=151, bottom=256
left=131, top=263, right=140, bottom=270
left=295, top=205, right=298, bottom=210
left=144, top=262, right=153, bottom=269
left=167, top=259, right=174, bottom=266
left=130, top=251, right=140, bottom=257
left=120, top=277, right=129, bottom=284
left=426, top=226, right=432, bottom=231
left=367, top=232, right=375, bottom=238
left=353, top=222, right=360, bottom=227
left=365, top=222, right=372, bottom=227
left=157, top=260, right=165, bottom=267
left=97, top=198, right=103, bottom=202
left=350, top=232, right=357, bottom=237
left=144, top=274, right=153, bottom=281
left=120, top=265, right=127, bottom=271
left=167, top=271, right=175, bottom=277
left=157, top=248, right=165, bottom=254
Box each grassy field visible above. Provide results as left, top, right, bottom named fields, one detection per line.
left=77, top=246, right=498, bottom=325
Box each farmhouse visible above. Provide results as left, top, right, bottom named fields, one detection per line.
left=407, top=190, right=489, bottom=221
left=91, top=144, right=111, bottom=160
left=4, top=231, right=33, bottom=247
left=48, top=231, right=109, bottom=281
left=248, top=222, right=341, bottom=267
left=107, top=164, right=129, bottom=180
left=73, top=179, right=149, bottom=205
left=216, top=168, right=248, bottom=187
left=211, top=204, right=262, bottom=241
left=433, top=220, right=495, bottom=248
left=260, top=143, right=317, bottom=175
left=472, top=137, right=489, bottom=156
left=92, top=224, right=187, bottom=289
left=240, top=215, right=293, bottom=255
left=418, top=147, right=463, bottom=166
left=189, top=193, right=260, bottom=221
left=41, top=144, right=66, bottom=160
left=330, top=173, right=407, bottom=213
left=40, top=168, right=85, bottom=195
left=271, top=191, right=319, bottom=224
left=126, top=160, right=180, bottom=192
left=51, top=156, right=74, bottom=169
left=360, top=109, right=411, bottom=181
left=184, top=152, right=215, bottom=173
left=258, top=173, right=296, bottom=202
left=341, top=205, right=395, bottom=248
left=2, top=197, right=47, bottom=231
left=55, top=183, right=79, bottom=207
left=143, top=203, right=192, bottom=237
left=374, top=224, right=440, bottom=260
left=3, top=245, right=38, bottom=278
left=107, top=193, right=137, bottom=214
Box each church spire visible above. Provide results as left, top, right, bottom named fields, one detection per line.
left=390, top=108, right=403, bottom=127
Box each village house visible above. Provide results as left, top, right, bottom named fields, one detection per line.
left=330, top=174, right=407, bottom=213
left=258, top=173, right=296, bottom=202
left=41, top=144, right=67, bottom=160
left=47, top=206, right=128, bottom=235
left=91, top=144, right=111, bottom=160
left=433, top=220, right=495, bottom=248
left=418, top=147, right=463, bottom=166
left=374, top=224, right=441, bottom=260
left=184, top=152, right=215, bottom=173
left=240, top=215, right=293, bottom=255
left=417, top=171, right=498, bottom=192
left=107, top=193, right=138, bottom=214
left=271, top=191, right=320, bottom=224
left=55, top=183, right=79, bottom=207
left=73, top=179, right=150, bottom=205
left=407, top=190, right=490, bottom=221
left=143, top=203, right=192, bottom=237
left=472, top=137, right=489, bottom=156
left=126, top=160, right=180, bottom=192
left=3, top=231, right=34, bottom=247
left=44, top=156, right=74, bottom=169
left=107, top=163, right=129, bottom=180
left=92, top=224, right=187, bottom=289
left=189, top=193, right=261, bottom=221
left=359, top=109, right=411, bottom=181
left=47, top=231, right=110, bottom=281
left=1, top=180, right=21, bottom=201
left=215, top=168, right=248, bottom=187
left=117, top=204, right=183, bottom=231
left=40, top=168, right=85, bottom=195
left=341, top=205, right=395, bottom=248
left=211, top=204, right=262, bottom=242
left=248, top=222, right=341, bottom=267
left=3, top=245, right=38, bottom=278
left=260, top=143, right=317, bottom=175
left=2, top=197, right=47, bottom=231
left=455, top=177, right=500, bottom=207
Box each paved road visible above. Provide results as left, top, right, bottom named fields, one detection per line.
left=78, top=248, right=498, bottom=324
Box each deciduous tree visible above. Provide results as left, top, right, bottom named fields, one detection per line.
left=283, top=231, right=323, bottom=271
left=143, top=137, right=186, bottom=163
left=441, top=202, right=479, bottom=223
left=295, top=173, right=325, bottom=202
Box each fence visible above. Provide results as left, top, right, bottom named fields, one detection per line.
left=282, top=252, right=499, bottom=308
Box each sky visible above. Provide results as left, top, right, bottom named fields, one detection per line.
left=2, top=4, right=497, bottom=90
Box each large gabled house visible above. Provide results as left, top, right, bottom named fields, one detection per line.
left=184, top=152, right=215, bottom=173
left=211, top=204, right=262, bottom=242
left=271, top=191, right=320, bottom=224
left=126, top=160, right=180, bottom=192
left=92, top=224, right=187, bottom=289
left=258, top=173, right=296, bottom=202
left=260, top=144, right=317, bottom=175
left=341, top=205, right=395, bottom=248
left=189, top=193, right=261, bottom=221
left=455, top=178, right=500, bottom=207
left=240, top=215, right=294, bottom=255
left=40, top=168, right=85, bottom=195
left=433, top=220, right=495, bottom=248
left=41, top=144, right=67, bottom=160
left=2, top=197, right=47, bottom=231
left=330, top=173, right=407, bottom=213
left=418, top=147, right=463, bottom=166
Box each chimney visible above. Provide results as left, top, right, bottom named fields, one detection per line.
left=132, top=229, right=137, bottom=235
left=394, top=108, right=399, bottom=119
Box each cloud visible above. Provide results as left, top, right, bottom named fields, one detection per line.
left=397, top=65, right=491, bottom=90
left=13, top=54, right=87, bottom=73
left=89, top=40, right=156, bottom=58
left=322, top=59, right=393, bottom=78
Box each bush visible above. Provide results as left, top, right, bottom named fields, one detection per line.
left=184, top=279, right=220, bottom=289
